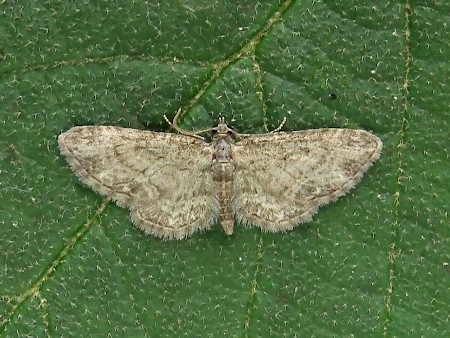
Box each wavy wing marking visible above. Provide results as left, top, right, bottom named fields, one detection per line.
left=232, top=128, right=382, bottom=231
left=58, top=126, right=218, bottom=239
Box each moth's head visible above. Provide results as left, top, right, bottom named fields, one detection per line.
left=215, top=117, right=232, bottom=136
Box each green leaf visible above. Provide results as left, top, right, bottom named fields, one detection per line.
left=1, top=1, right=448, bottom=337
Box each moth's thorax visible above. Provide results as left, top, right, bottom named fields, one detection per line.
left=214, top=137, right=232, bottom=162
left=212, top=136, right=234, bottom=235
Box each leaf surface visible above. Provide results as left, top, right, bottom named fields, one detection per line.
left=1, top=1, right=448, bottom=337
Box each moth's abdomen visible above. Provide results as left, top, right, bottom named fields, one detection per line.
left=212, top=138, right=234, bottom=235
left=212, top=162, right=234, bottom=235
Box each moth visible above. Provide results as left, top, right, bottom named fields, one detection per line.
left=58, top=109, right=382, bottom=239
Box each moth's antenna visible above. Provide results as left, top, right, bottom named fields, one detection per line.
left=269, top=117, right=287, bottom=133
left=163, top=108, right=215, bottom=140
left=230, top=117, right=287, bottom=140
